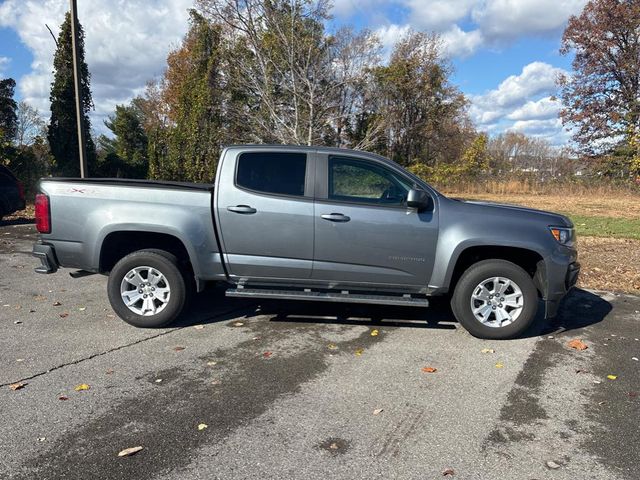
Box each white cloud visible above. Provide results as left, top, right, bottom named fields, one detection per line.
left=471, top=0, right=588, bottom=42
left=404, top=0, right=476, bottom=32
left=332, top=0, right=587, bottom=58
left=507, top=96, right=561, bottom=121
left=470, top=62, right=569, bottom=144
left=440, top=26, right=483, bottom=58
left=0, top=56, right=10, bottom=76
left=508, top=118, right=571, bottom=145
left=471, top=62, right=565, bottom=120
left=0, top=0, right=192, bottom=133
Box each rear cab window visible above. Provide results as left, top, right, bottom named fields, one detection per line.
left=236, top=152, right=307, bottom=197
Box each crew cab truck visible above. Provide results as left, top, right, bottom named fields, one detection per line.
left=32, top=145, right=579, bottom=339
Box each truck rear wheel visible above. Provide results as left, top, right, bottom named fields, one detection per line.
left=107, top=250, right=187, bottom=328
left=451, top=259, right=538, bottom=339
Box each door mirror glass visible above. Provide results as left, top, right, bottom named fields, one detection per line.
left=406, top=188, right=431, bottom=211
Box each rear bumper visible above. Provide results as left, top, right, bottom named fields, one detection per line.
left=32, top=242, right=59, bottom=274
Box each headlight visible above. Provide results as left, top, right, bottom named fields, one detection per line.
left=549, top=226, right=574, bottom=245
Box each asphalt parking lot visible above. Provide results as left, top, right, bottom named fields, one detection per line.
left=1, top=221, right=639, bottom=480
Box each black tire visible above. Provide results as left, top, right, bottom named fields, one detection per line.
left=107, top=250, right=187, bottom=328
left=451, top=259, right=538, bottom=340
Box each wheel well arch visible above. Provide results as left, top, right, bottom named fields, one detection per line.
left=448, top=245, right=545, bottom=296
left=99, top=231, right=193, bottom=275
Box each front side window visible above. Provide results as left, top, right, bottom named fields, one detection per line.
left=329, top=157, right=411, bottom=206
left=236, top=152, right=307, bottom=197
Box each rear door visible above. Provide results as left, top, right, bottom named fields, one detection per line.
left=312, top=154, right=438, bottom=288
left=215, top=149, right=315, bottom=280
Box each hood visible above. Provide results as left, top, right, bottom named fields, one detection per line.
left=453, top=199, right=573, bottom=227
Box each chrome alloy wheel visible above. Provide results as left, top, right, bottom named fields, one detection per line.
left=120, top=266, right=171, bottom=316
left=470, top=276, right=524, bottom=328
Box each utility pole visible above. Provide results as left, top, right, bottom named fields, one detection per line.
left=69, top=0, right=88, bottom=178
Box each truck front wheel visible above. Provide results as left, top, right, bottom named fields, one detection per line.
left=107, top=250, right=187, bottom=328
left=451, top=259, right=538, bottom=339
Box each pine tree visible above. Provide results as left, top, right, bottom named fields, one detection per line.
left=99, top=104, right=148, bottom=178
left=48, top=12, right=95, bottom=177
left=0, top=78, right=17, bottom=144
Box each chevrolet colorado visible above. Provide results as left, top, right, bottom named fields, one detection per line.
left=32, top=145, right=579, bottom=339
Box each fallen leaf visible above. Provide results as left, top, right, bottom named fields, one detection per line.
left=442, top=467, right=455, bottom=476
left=53, top=301, right=61, bottom=306
left=354, top=348, right=364, bottom=356
left=422, top=367, right=437, bottom=373
left=197, top=423, right=208, bottom=431
left=370, top=329, right=379, bottom=337
left=495, top=363, right=504, bottom=369
left=607, top=375, right=617, bottom=380
left=9, top=382, right=26, bottom=391
left=567, top=339, right=588, bottom=351
left=373, top=408, right=383, bottom=415
left=58, top=395, right=69, bottom=401
left=263, top=351, right=272, bottom=358
left=232, top=321, right=244, bottom=327
left=74, top=384, right=90, bottom=391
left=327, top=344, right=338, bottom=350
left=173, top=346, right=185, bottom=352
left=118, top=446, right=143, bottom=457
left=59, top=312, right=69, bottom=318
left=546, top=460, right=561, bottom=469
left=193, top=325, right=205, bottom=330
left=481, top=348, right=495, bottom=354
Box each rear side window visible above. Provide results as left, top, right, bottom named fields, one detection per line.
left=236, top=152, right=307, bottom=197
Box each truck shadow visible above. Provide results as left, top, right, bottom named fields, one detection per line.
left=184, top=287, right=612, bottom=338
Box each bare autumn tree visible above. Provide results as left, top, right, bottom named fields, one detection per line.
left=197, top=0, right=380, bottom=146
left=559, top=0, right=640, bottom=157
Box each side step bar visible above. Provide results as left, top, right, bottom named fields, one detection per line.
left=225, top=288, right=429, bottom=307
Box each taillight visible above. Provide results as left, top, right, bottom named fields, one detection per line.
left=35, top=193, right=51, bottom=234
left=17, top=181, right=25, bottom=201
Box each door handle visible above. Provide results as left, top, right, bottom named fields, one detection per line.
left=321, top=213, right=350, bottom=222
left=227, top=205, right=257, bottom=214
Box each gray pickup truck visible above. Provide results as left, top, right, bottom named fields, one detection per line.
left=32, top=145, right=579, bottom=339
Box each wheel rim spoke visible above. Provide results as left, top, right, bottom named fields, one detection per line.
left=469, top=276, right=523, bottom=328
left=120, top=266, right=171, bottom=317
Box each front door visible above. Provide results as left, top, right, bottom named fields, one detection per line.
left=312, top=155, right=438, bottom=288
left=216, top=150, right=315, bottom=280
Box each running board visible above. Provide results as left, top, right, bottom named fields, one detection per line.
left=225, top=288, right=429, bottom=307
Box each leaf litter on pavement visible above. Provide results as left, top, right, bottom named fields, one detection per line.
left=118, top=446, right=143, bottom=457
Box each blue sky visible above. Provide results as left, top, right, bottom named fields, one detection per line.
left=0, top=0, right=588, bottom=145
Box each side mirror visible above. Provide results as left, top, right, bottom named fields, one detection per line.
left=406, top=188, right=431, bottom=211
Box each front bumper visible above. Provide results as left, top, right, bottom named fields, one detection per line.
left=32, top=243, right=59, bottom=274
left=544, top=260, right=580, bottom=318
